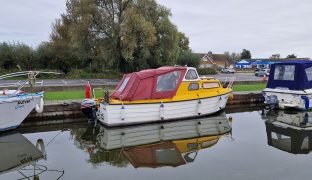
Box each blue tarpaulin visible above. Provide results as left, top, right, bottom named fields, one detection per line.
left=252, top=61, right=275, bottom=65
left=267, top=60, right=312, bottom=90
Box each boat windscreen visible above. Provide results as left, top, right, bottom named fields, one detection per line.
left=273, top=65, right=295, bottom=81
left=117, top=76, right=130, bottom=93
left=156, top=71, right=181, bottom=92
left=305, top=66, right=312, bottom=81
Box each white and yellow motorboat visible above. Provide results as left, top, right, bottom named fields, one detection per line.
left=86, top=66, right=233, bottom=126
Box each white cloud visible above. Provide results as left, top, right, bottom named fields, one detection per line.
left=157, top=0, right=312, bottom=58
left=1, top=0, right=312, bottom=58
left=0, top=0, right=66, bottom=47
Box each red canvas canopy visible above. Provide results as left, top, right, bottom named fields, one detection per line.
left=110, top=67, right=187, bottom=101
left=123, top=141, right=185, bottom=168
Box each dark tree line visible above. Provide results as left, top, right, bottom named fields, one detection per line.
left=0, top=42, right=40, bottom=71
left=0, top=0, right=193, bottom=74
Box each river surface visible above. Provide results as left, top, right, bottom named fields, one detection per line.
left=1, top=109, right=312, bottom=180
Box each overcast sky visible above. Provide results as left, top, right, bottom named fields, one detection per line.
left=1, top=0, right=312, bottom=58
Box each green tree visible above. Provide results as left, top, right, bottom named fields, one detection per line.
left=0, top=42, right=37, bottom=71
left=286, top=54, right=297, bottom=59
left=0, top=42, right=16, bottom=70
left=50, top=15, right=80, bottom=73
left=177, top=51, right=200, bottom=68
left=240, top=49, right=251, bottom=59
left=36, top=42, right=55, bottom=69
left=49, top=0, right=188, bottom=73
left=177, top=32, right=190, bottom=52
left=14, top=43, right=36, bottom=70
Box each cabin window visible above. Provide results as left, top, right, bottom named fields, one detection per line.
left=188, top=83, right=199, bottom=91
left=156, top=71, right=181, bottom=92
left=117, top=77, right=130, bottom=93
left=185, top=69, right=198, bottom=80
left=305, top=66, right=312, bottom=81
left=202, top=82, right=219, bottom=89
left=274, top=65, right=295, bottom=81
left=156, top=149, right=180, bottom=163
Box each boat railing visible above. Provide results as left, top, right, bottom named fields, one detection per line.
left=92, top=87, right=104, bottom=99
left=0, top=71, right=60, bottom=80
left=0, top=71, right=60, bottom=95
left=200, top=76, right=215, bottom=80
left=224, top=77, right=235, bottom=89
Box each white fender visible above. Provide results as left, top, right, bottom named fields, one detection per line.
left=35, top=98, right=44, bottom=113
left=197, top=99, right=202, bottom=115
left=121, top=105, right=126, bottom=120
left=36, top=139, right=47, bottom=159
left=160, top=102, right=165, bottom=120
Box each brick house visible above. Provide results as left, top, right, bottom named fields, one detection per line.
left=197, top=51, right=234, bottom=69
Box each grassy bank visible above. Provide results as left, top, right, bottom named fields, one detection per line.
left=45, top=89, right=113, bottom=101
left=44, top=83, right=266, bottom=101
left=232, top=83, right=266, bottom=92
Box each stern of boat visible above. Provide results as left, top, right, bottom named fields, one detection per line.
left=263, top=88, right=309, bottom=110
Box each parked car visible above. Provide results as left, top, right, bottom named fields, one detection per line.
left=255, top=69, right=270, bottom=76
left=221, top=68, right=236, bottom=74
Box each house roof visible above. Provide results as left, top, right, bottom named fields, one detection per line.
left=210, top=54, right=234, bottom=64
left=193, top=53, right=206, bottom=57
left=196, top=52, right=234, bottom=65
left=236, top=60, right=250, bottom=64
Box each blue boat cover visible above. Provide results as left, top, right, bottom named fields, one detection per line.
left=267, top=60, right=312, bottom=90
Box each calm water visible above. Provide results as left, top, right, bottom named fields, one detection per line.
left=1, top=109, right=312, bottom=180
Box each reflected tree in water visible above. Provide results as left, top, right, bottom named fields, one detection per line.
left=70, top=126, right=129, bottom=168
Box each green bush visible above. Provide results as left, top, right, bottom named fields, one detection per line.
left=65, top=69, right=86, bottom=79
left=197, top=68, right=217, bottom=75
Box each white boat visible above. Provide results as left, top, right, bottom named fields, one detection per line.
left=262, top=110, right=312, bottom=154
left=0, top=93, right=43, bottom=131
left=96, top=112, right=231, bottom=150
left=89, top=66, right=233, bottom=126
left=0, top=71, right=51, bottom=132
left=77, top=113, right=232, bottom=167
left=0, top=132, right=45, bottom=175
left=263, top=60, right=312, bottom=110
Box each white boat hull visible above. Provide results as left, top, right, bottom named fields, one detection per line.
left=0, top=133, right=44, bottom=175
left=263, top=88, right=312, bottom=110
left=0, top=94, right=42, bottom=132
left=97, top=113, right=231, bottom=150
left=97, top=93, right=230, bottom=126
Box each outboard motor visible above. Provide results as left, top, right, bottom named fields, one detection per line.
left=81, top=99, right=97, bottom=120
left=265, top=95, right=278, bottom=109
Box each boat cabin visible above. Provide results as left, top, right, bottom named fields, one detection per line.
left=267, top=60, right=312, bottom=91
left=110, top=66, right=231, bottom=103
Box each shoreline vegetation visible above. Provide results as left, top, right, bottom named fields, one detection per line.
left=45, top=83, right=266, bottom=101
left=1, top=68, right=218, bottom=80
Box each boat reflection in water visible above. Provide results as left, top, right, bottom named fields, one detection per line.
left=0, top=132, right=64, bottom=179
left=74, top=112, right=232, bottom=168
left=263, top=109, right=312, bottom=154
